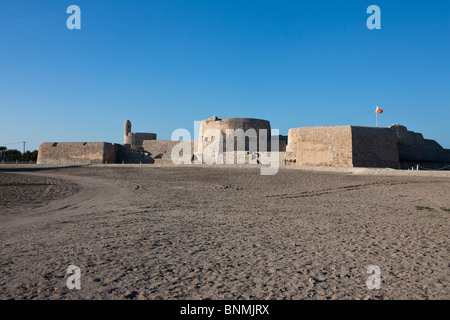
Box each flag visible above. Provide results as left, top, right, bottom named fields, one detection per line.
left=376, top=106, right=383, bottom=114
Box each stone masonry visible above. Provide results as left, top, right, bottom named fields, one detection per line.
left=289, top=126, right=400, bottom=168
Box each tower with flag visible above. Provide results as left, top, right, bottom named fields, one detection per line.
left=376, top=106, right=383, bottom=127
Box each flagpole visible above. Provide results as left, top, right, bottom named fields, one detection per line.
left=375, top=106, right=383, bottom=127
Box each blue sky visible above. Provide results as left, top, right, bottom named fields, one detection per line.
left=1, top=0, right=449, bottom=151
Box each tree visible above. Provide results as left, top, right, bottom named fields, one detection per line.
left=4, top=149, right=21, bottom=161
left=0, top=146, right=6, bottom=161
left=31, top=150, right=38, bottom=162
left=0, top=148, right=38, bottom=162
left=20, top=150, right=38, bottom=162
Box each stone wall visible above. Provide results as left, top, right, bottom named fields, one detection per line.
left=142, top=140, right=195, bottom=163
left=114, top=143, right=132, bottom=163
left=389, top=124, right=450, bottom=163
left=290, top=126, right=400, bottom=168
left=37, top=142, right=115, bottom=165
left=351, top=126, right=400, bottom=168
left=286, top=128, right=305, bottom=163
left=272, top=135, right=288, bottom=152
left=134, top=133, right=157, bottom=147
left=293, top=126, right=354, bottom=167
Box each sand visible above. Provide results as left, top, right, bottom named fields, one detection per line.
left=0, top=164, right=449, bottom=300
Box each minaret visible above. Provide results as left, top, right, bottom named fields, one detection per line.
left=124, top=120, right=132, bottom=145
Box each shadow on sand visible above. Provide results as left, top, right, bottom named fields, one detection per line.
left=0, top=165, right=85, bottom=173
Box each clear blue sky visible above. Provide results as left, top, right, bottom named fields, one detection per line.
left=1, top=0, right=449, bottom=151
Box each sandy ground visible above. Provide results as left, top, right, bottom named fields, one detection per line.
left=0, top=164, right=449, bottom=300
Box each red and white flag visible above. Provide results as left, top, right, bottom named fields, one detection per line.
left=376, top=106, right=383, bottom=114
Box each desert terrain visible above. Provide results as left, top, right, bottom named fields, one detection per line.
left=0, top=164, right=449, bottom=300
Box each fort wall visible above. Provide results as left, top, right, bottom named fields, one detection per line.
left=291, top=126, right=400, bottom=168
left=351, top=126, right=400, bottom=168
left=134, top=133, right=157, bottom=147
left=142, top=140, right=195, bottom=163
left=37, top=142, right=115, bottom=165
left=390, top=124, right=450, bottom=163
left=294, top=126, right=353, bottom=167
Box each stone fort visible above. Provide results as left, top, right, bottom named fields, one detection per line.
left=37, top=117, right=450, bottom=169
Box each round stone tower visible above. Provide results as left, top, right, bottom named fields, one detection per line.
left=198, top=116, right=271, bottom=153
left=124, top=120, right=133, bottom=145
